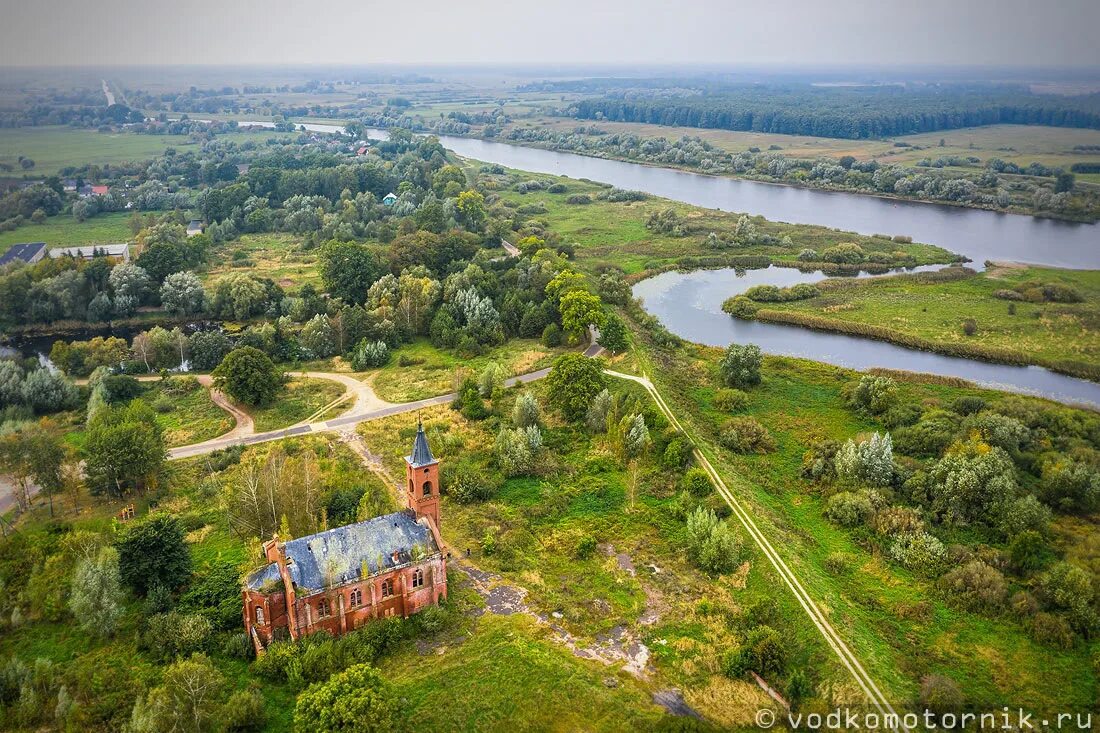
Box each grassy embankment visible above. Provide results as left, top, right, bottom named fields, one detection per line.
left=731, top=265, right=1100, bottom=382
left=503, top=119, right=1100, bottom=184
left=622, top=317, right=1099, bottom=712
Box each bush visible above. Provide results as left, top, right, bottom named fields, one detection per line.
left=919, top=675, right=964, bottom=715
left=888, top=532, right=946, bottom=573
left=950, top=396, right=986, bottom=415
left=723, top=625, right=787, bottom=678
left=882, top=403, right=922, bottom=429
left=718, top=344, right=762, bottom=388
left=821, top=243, right=864, bottom=264
left=870, top=506, right=924, bottom=536
left=212, top=347, right=283, bottom=406
left=566, top=194, right=591, bottom=205
left=293, top=664, right=399, bottom=731
left=824, top=491, right=876, bottom=527
left=846, top=375, right=897, bottom=415
left=721, top=296, right=758, bottom=319
left=938, top=560, right=1007, bottom=614
left=713, top=388, right=749, bottom=412
left=442, top=462, right=498, bottom=504
left=224, top=689, right=266, bottom=732
left=143, top=612, right=213, bottom=661
left=540, top=323, right=562, bottom=347
left=686, top=506, right=744, bottom=574
left=834, top=433, right=894, bottom=487
left=1041, top=459, right=1100, bottom=514
left=1008, top=530, right=1051, bottom=574
left=350, top=340, right=390, bottom=370
left=1029, top=612, right=1076, bottom=649
left=961, top=318, right=978, bottom=336
left=718, top=416, right=775, bottom=453
left=682, top=468, right=712, bottom=498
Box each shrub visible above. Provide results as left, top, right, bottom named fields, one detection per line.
left=662, top=438, right=692, bottom=469
left=824, top=491, right=875, bottom=527
left=350, top=340, right=390, bottom=370
left=116, top=514, right=192, bottom=596
left=882, top=403, right=922, bottom=429
left=889, top=531, right=946, bottom=573
left=870, top=506, right=924, bottom=536
left=566, top=194, right=591, bottom=205
left=713, top=388, right=749, bottom=412
left=143, top=612, right=213, bottom=661
left=996, top=494, right=1051, bottom=537
left=1008, top=530, right=1051, bottom=574
left=950, top=396, right=986, bottom=415
left=443, top=462, right=498, bottom=504
left=293, top=664, right=399, bottom=731
left=540, top=323, right=562, bottom=347
left=682, top=468, right=712, bottom=498
left=797, top=248, right=818, bottom=261
left=834, top=433, right=894, bottom=487
left=963, top=411, right=1029, bottom=452
left=1029, top=612, right=1076, bottom=649
left=723, top=625, right=787, bottom=678
left=1037, top=562, right=1098, bottom=634
left=919, top=675, right=964, bottom=716
left=721, top=296, right=758, bottom=319
left=961, top=318, right=978, bottom=336
left=224, top=689, right=266, bottom=732
left=686, top=506, right=744, bottom=574
left=939, top=560, right=1007, bottom=614
left=718, top=417, right=775, bottom=453
left=821, top=243, right=864, bottom=264
left=1040, top=459, right=1100, bottom=514
left=846, top=375, right=897, bottom=415
left=718, top=344, right=762, bottom=388
left=893, top=414, right=957, bottom=458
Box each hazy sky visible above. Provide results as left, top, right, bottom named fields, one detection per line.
left=2, top=0, right=1099, bottom=68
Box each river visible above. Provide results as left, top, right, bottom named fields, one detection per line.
left=120, top=122, right=1100, bottom=405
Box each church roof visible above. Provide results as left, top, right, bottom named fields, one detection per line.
left=244, top=509, right=440, bottom=593
left=406, top=419, right=436, bottom=467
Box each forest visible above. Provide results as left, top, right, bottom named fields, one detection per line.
left=567, top=84, right=1100, bottom=139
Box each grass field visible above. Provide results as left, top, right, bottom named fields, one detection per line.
left=747, top=265, right=1100, bottom=380
left=368, top=338, right=569, bottom=402
left=202, top=233, right=322, bottom=292
left=487, top=170, right=957, bottom=275
left=144, top=381, right=235, bottom=448
left=0, top=126, right=293, bottom=177
left=0, top=212, right=133, bottom=254
left=637, top=333, right=1100, bottom=711
left=247, top=377, right=345, bottom=432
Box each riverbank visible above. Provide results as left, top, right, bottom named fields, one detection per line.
left=723, top=264, right=1100, bottom=384
left=467, top=129, right=1100, bottom=223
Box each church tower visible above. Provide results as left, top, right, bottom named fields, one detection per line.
left=405, top=417, right=440, bottom=530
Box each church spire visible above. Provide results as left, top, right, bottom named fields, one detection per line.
left=408, top=416, right=436, bottom=468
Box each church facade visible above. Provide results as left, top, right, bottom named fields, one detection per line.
left=242, top=421, right=446, bottom=654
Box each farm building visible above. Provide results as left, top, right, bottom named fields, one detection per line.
left=0, top=242, right=47, bottom=267
left=49, top=244, right=130, bottom=262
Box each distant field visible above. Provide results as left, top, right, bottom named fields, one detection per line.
left=508, top=118, right=1100, bottom=182
left=0, top=212, right=133, bottom=254
left=0, top=126, right=293, bottom=176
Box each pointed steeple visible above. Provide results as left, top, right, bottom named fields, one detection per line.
left=407, top=416, right=435, bottom=468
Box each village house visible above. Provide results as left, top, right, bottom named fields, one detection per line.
left=0, top=242, right=47, bottom=267
left=186, top=219, right=204, bottom=237
left=242, top=420, right=446, bottom=654
left=383, top=191, right=398, bottom=206
left=49, top=244, right=130, bottom=262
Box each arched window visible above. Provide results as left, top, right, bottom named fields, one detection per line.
left=381, top=578, right=394, bottom=598
left=255, top=606, right=265, bottom=625
left=349, top=588, right=363, bottom=608
left=317, top=598, right=331, bottom=618
left=412, top=568, right=424, bottom=588
left=422, top=481, right=433, bottom=497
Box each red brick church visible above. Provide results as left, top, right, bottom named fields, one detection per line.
left=242, top=420, right=447, bottom=654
